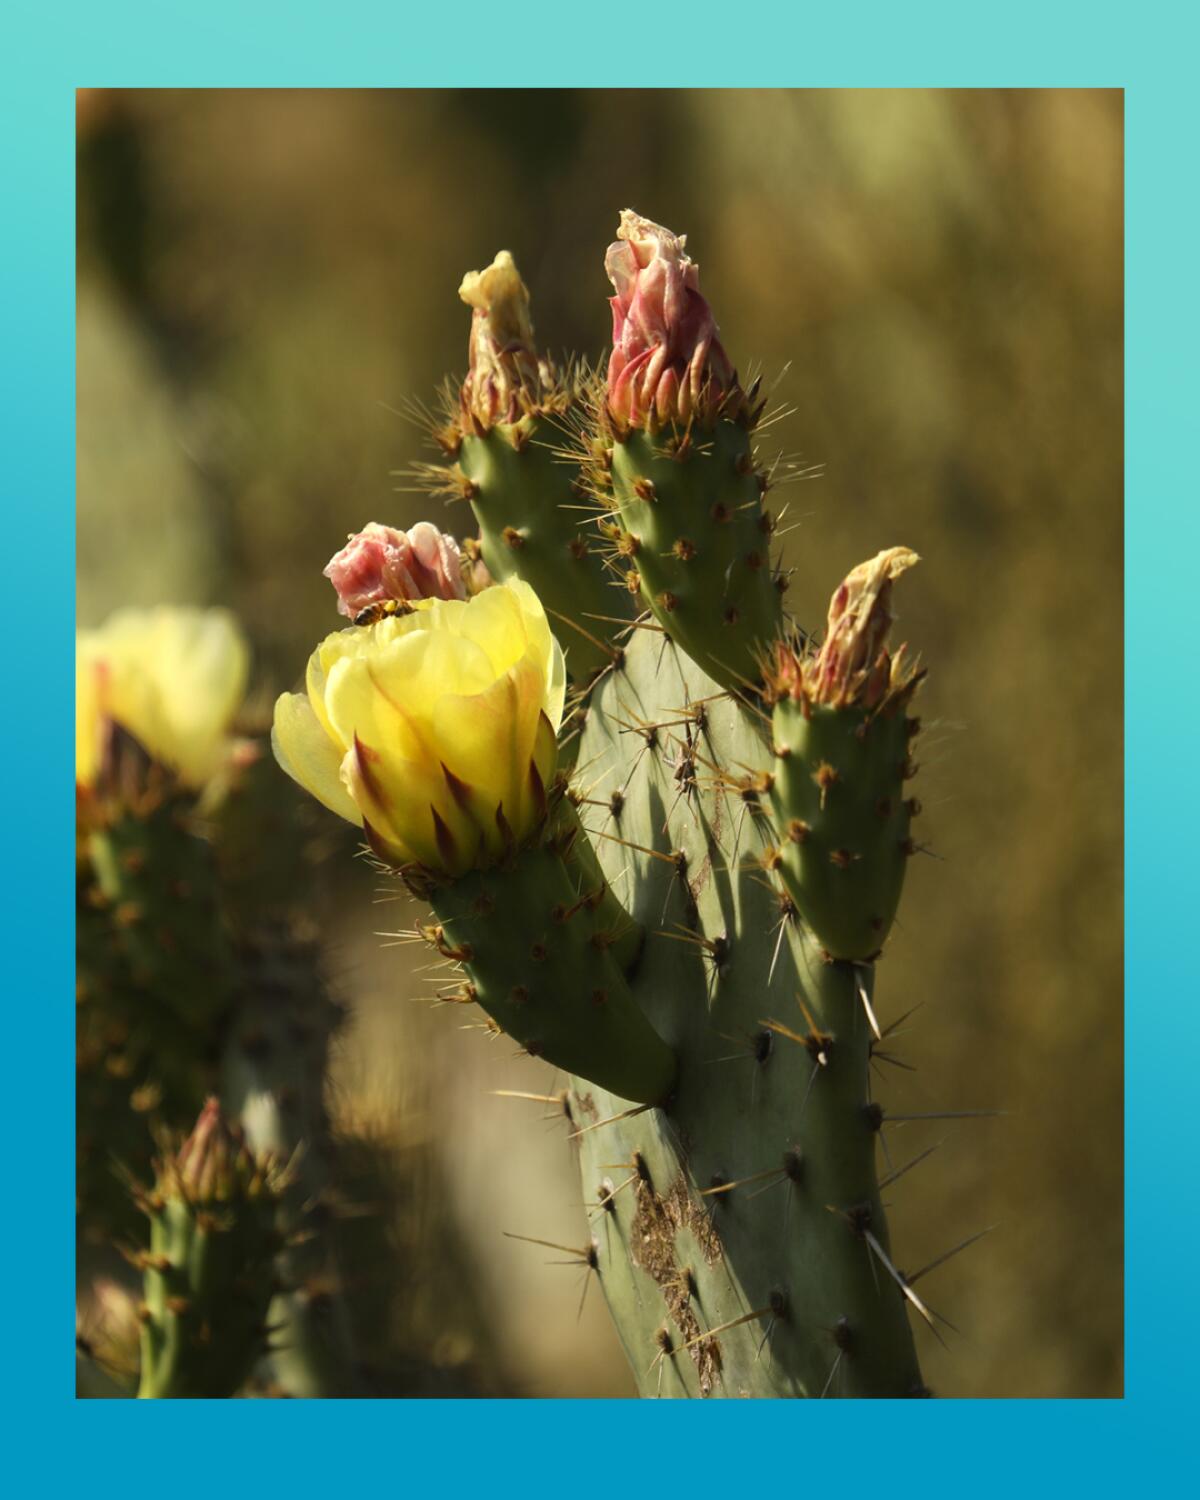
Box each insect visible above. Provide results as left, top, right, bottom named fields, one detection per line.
left=353, top=598, right=416, bottom=626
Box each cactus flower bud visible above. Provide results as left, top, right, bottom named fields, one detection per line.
left=605, top=209, right=737, bottom=428
left=168, top=1098, right=247, bottom=1200
left=811, top=548, right=919, bottom=709
left=324, top=521, right=466, bottom=619
left=770, top=549, right=920, bottom=711
left=272, top=578, right=566, bottom=878
left=76, top=607, right=249, bottom=792
left=458, top=250, right=543, bottom=430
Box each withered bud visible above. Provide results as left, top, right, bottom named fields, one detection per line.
left=767, top=549, right=921, bottom=711
left=458, top=251, right=544, bottom=429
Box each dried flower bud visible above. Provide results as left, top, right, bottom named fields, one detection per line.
left=767, top=549, right=921, bottom=711
left=810, top=549, right=918, bottom=709
left=605, top=209, right=737, bottom=428
left=324, top=522, right=466, bottom=619
left=458, top=251, right=542, bottom=429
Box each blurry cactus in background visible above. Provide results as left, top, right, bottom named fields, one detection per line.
left=76, top=606, right=248, bottom=1238
left=134, top=1099, right=287, bottom=1398
left=76, top=606, right=249, bottom=801
left=76, top=599, right=509, bottom=1396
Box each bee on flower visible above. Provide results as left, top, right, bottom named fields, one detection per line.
left=272, top=574, right=566, bottom=881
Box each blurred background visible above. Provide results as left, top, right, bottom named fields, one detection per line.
left=76, top=88, right=1122, bottom=1398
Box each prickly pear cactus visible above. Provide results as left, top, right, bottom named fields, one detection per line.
left=273, top=208, right=964, bottom=1398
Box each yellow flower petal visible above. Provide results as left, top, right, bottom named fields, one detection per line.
left=75, top=638, right=104, bottom=789
left=77, top=606, right=249, bottom=787
left=272, top=692, right=361, bottom=825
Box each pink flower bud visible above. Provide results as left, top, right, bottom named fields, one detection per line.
left=458, top=251, right=543, bottom=431
left=324, top=522, right=466, bottom=619
left=172, top=1098, right=242, bottom=1201
left=605, top=209, right=737, bottom=428
left=161, top=1097, right=284, bottom=1204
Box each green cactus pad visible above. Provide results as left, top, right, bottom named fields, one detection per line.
left=558, top=626, right=922, bottom=1396
left=432, top=842, right=676, bottom=1104
left=769, top=698, right=916, bottom=961
left=607, top=422, right=783, bottom=692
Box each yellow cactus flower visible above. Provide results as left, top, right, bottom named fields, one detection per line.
left=76, top=606, right=250, bottom=791
left=272, top=578, right=566, bottom=877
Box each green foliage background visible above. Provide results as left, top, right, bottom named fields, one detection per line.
left=77, top=88, right=1122, bottom=1397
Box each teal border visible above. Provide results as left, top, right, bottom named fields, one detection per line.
left=9, top=0, right=1191, bottom=1487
